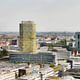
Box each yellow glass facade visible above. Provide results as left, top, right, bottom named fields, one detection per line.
left=19, top=21, right=37, bottom=52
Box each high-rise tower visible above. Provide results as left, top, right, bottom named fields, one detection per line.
left=19, top=21, right=37, bottom=52
left=75, top=32, right=80, bottom=49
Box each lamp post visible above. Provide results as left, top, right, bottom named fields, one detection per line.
left=39, top=72, right=43, bottom=80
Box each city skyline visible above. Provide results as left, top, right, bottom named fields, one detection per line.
left=0, top=0, right=80, bottom=32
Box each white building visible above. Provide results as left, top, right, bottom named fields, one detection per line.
left=70, top=56, right=80, bottom=69
left=67, top=41, right=76, bottom=48
left=0, top=62, right=40, bottom=80
left=18, top=67, right=54, bottom=80
left=0, top=71, right=15, bottom=80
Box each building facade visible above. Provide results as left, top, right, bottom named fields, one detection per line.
left=75, top=32, right=80, bottom=49
left=18, top=67, right=54, bottom=80
left=19, top=21, right=37, bottom=52
left=9, top=52, right=55, bottom=63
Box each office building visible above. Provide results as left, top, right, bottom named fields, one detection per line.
left=75, top=32, right=80, bottom=49
left=19, top=21, right=37, bottom=52
left=10, top=51, right=56, bottom=63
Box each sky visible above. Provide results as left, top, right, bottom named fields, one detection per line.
left=0, top=0, right=80, bottom=32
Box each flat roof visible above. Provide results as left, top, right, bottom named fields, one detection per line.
left=9, top=51, right=55, bottom=55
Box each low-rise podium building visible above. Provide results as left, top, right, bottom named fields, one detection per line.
left=10, top=51, right=56, bottom=63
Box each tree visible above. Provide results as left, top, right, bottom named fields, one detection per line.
left=58, top=40, right=66, bottom=46
left=19, top=72, right=23, bottom=77
left=0, top=51, right=3, bottom=57
left=0, top=48, right=8, bottom=58
left=48, top=44, right=53, bottom=51
left=15, top=72, right=18, bottom=79
left=27, top=62, right=30, bottom=66
left=2, top=49, right=8, bottom=56
left=38, top=63, right=43, bottom=68
left=70, top=38, right=74, bottom=41
left=50, top=64, right=55, bottom=68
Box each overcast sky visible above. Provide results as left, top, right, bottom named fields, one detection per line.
left=0, top=0, right=80, bottom=32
